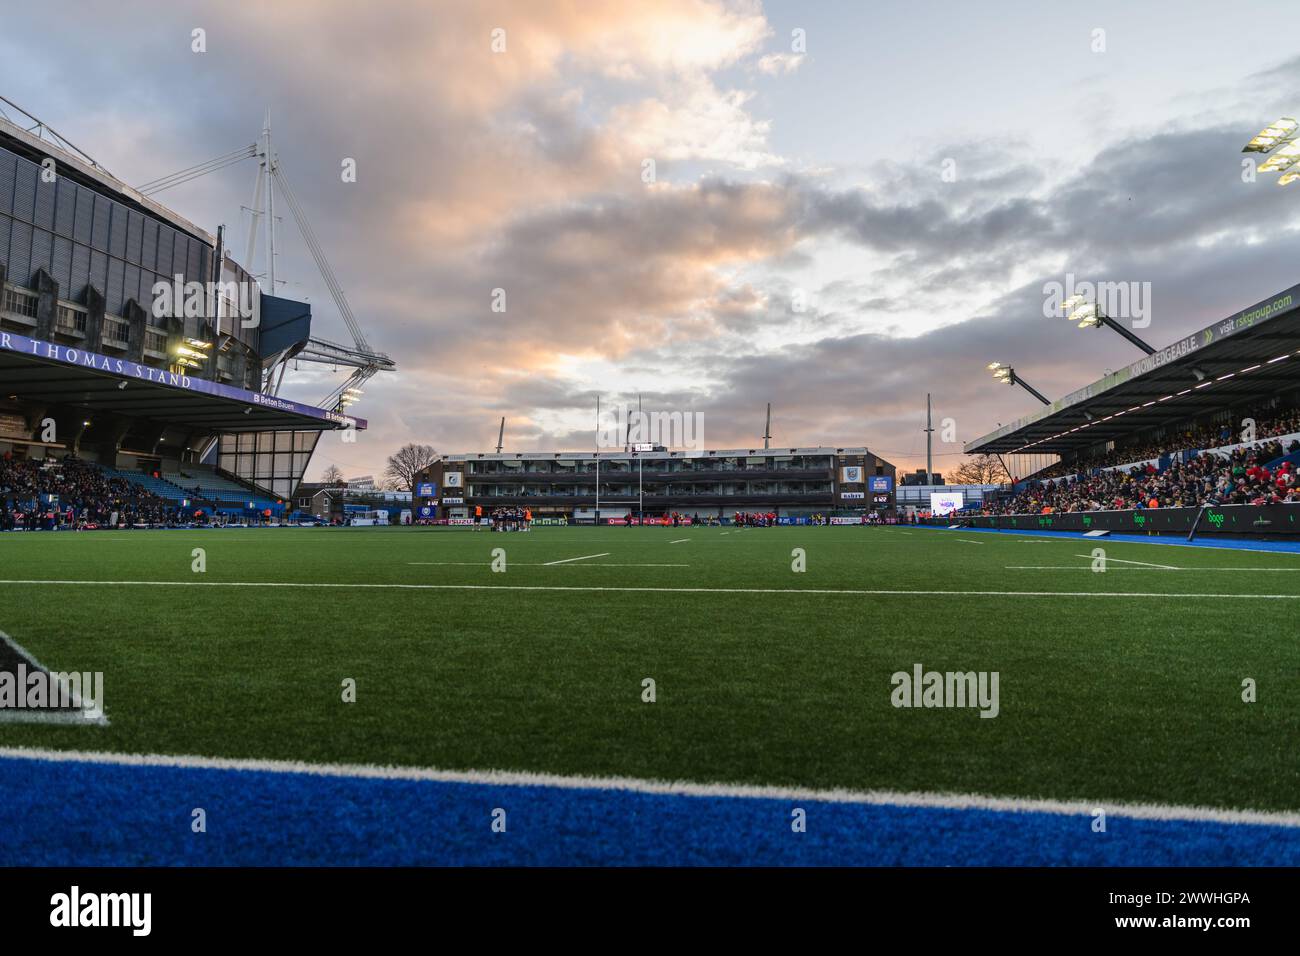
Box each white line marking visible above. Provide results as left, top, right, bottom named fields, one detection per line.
left=0, top=745, right=1295, bottom=826
left=1073, top=554, right=1178, bottom=570
left=1009, top=566, right=1300, bottom=572
left=407, top=562, right=688, bottom=568
left=956, top=539, right=985, bottom=544
left=0, top=630, right=108, bottom=726
left=932, top=530, right=1300, bottom=558
left=542, top=552, right=611, bottom=566
left=669, top=538, right=690, bottom=544
left=720, top=532, right=729, bottom=536
left=0, top=579, right=1298, bottom=599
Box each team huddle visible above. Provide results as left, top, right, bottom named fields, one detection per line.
left=490, top=506, right=531, bottom=531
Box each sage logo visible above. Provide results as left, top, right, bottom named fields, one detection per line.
left=1207, top=511, right=1225, bottom=528
left=890, top=663, right=999, bottom=718
left=50, top=886, right=151, bottom=936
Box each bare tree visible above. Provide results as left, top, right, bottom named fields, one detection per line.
left=949, top=454, right=1010, bottom=485
left=384, top=443, right=438, bottom=492
left=320, top=464, right=344, bottom=486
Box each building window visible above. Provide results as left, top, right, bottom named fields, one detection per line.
left=3, top=287, right=38, bottom=318
left=56, top=305, right=87, bottom=333
left=144, top=330, right=168, bottom=353
left=104, top=318, right=131, bottom=343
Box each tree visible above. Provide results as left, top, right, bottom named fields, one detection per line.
left=384, top=443, right=438, bottom=492
left=949, top=454, right=1010, bottom=485
left=320, top=464, right=344, bottom=486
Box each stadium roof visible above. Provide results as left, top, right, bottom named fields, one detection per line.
left=966, top=282, right=1300, bottom=455
left=1, top=332, right=364, bottom=432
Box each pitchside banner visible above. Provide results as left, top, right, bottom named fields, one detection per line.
left=0, top=330, right=365, bottom=429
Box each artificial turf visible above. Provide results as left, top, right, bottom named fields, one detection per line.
left=1, top=525, right=1297, bottom=813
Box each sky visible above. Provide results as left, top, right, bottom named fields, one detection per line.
left=4, top=0, right=1300, bottom=481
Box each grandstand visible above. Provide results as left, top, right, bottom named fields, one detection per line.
left=949, top=283, right=1300, bottom=536
left=0, top=99, right=382, bottom=528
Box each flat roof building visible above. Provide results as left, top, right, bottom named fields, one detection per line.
left=411, top=446, right=896, bottom=523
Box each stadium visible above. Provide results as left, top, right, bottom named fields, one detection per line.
left=3, top=6, right=1300, bottom=930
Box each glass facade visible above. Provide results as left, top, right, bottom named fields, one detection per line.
left=216, top=430, right=320, bottom=500
left=0, top=141, right=211, bottom=320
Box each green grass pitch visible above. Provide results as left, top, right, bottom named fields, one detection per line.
left=1, top=525, right=1297, bottom=812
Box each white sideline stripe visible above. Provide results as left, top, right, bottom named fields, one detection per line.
left=407, top=562, right=689, bottom=568
left=956, top=539, right=984, bottom=544
left=1008, top=566, right=1300, bottom=572
left=1073, top=554, right=1177, bottom=570
left=720, top=532, right=730, bottom=536
left=0, top=746, right=1296, bottom=828
left=2, top=578, right=1300, bottom=600
left=0, top=630, right=108, bottom=726
left=542, top=552, right=611, bottom=566
left=944, top=530, right=1300, bottom=558
left=669, top=538, right=690, bottom=544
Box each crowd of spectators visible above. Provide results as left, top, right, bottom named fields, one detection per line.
left=0, top=453, right=180, bottom=530
left=1027, top=405, right=1300, bottom=482
left=990, top=438, right=1300, bottom=515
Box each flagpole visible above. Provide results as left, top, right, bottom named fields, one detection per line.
left=594, top=394, right=601, bottom=527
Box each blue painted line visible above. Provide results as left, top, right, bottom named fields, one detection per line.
left=1, top=756, right=1296, bottom=865
left=911, top=524, right=1300, bottom=554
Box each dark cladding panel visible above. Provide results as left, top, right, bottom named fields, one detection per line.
left=106, top=256, right=125, bottom=314
left=141, top=217, right=157, bottom=272
left=73, top=186, right=93, bottom=244
left=0, top=150, right=15, bottom=216
left=171, top=233, right=188, bottom=279
left=126, top=209, right=143, bottom=264
left=30, top=227, right=52, bottom=279
left=124, top=264, right=140, bottom=307
left=52, top=235, right=73, bottom=292
left=138, top=268, right=154, bottom=309
left=108, top=202, right=127, bottom=258
left=156, top=226, right=174, bottom=279
left=91, top=194, right=110, bottom=248
left=54, top=178, right=76, bottom=237
left=12, top=160, right=36, bottom=222
left=187, top=239, right=202, bottom=283
left=70, top=242, right=90, bottom=298
left=0, top=217, right=11, bottom=271
left=8, top=219, right=31, bottom=283
left=89, top=249, right=108, bottom=297
left=33, top=179, right=55, bottom=230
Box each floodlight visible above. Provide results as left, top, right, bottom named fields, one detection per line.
left=1060, top=294, right=1088, bottom=315
left=1280, top=169, right=1300, bottom=186
left=1259, top=141, right=1300, bottom=172
left=1067, top=302, right=1099, bottom=327
left=1243, top=117, right=1298, bottom=152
